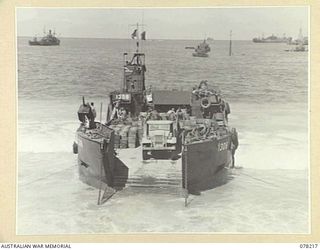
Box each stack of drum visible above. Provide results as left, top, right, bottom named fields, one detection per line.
left=213, top=112, right=226, bottom=127
left=128, top=126, right=138, bottom=148
left=214, top=112, right=225, bottom=121
left=109, top=123, right=141, bottom=149
left=137, top=122, right=144, bottom=145
left=119, top=125, right=130, bottom=149
left=110, top=125, right=122, bottom=149
left=159, top=112, right=168, bottom=120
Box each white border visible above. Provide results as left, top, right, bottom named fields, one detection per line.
left=307, top=4, right=311, bottom=235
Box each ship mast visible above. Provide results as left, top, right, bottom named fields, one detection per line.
left=229, top=30, right=232, bottom=56
left=122, top=23, right=146, bottom=92
left=130, top=22, right=145, bottom=53
left=136, top=23, right=140, bottom=53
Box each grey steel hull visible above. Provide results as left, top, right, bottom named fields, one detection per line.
left=77, top=124, right=129, bottom=190
left=77, top=132, right=115, bottom=188
left=182, top=135, right=232, bottom=192
left=192, top=52, right=209, bottom=57
left=29, top=40, right=60, bottom=46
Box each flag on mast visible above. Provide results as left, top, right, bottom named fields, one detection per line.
left=141, top=31, right=146, bottom=40
left=131, top=29, right=137, bottom=39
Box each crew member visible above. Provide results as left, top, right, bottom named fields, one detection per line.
left=192, top=87, right=200, bottom=100
left=118, top=107, right=127, bottom=120
left=230, top=128, right=239, bottom=168
left=85, top=102, right=95, bottom=129
left=224, top=102, right=230, bottom=122
left=90, top=102, right=96, bottom=120
left=199, top=80, right=208, bottom=90
left=181, top=106, right=189, bottom=120
left=145, top=106, right=153, bottom=121
left=110, top=101, right=120, bottom=121
left=150, top=109, right=161, bottom=120
left=167, top=108, right=176, bottom=120
left=176, top=107, right=184, bottom=120
left=193, top=80, right=212, bottom=99
left=84, top=115, right=90, bottom=129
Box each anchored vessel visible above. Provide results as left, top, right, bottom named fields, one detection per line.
left=285, top=44, right=308, bottom=52
left=74, top=27, right=238, bottom=203
left=29, top=29, right=60, bottom=46
left=192, top=39, right=211, bottom=57
left=207, top=37, right=214, bottom=42
left=287, top=28, right=308, bottom=46
left=252, top=34, right=291, bottom=43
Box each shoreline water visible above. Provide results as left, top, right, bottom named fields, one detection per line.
left=17, top=152, right=308, bottom=234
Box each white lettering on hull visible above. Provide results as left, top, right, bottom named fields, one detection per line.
left=218, top=141, right=228, bottom=151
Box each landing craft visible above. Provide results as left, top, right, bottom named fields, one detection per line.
left=186, top=39, right=211, bottom=57
left=193, top=39, right=211, bottom=57
left=74, top=25, right=238, bottom=204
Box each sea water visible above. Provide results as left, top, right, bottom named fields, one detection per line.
left=17, top=37, right=309, bottom=233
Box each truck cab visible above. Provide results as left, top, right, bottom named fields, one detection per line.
left=141, top=120, right=177, bottom=160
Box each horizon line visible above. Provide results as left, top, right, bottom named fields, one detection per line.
left=18, top=36, right=253, bottom=41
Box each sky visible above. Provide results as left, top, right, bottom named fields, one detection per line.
left=16, top=7, right=309, bottom=40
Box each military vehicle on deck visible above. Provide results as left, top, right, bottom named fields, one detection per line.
left=141, top=120, right=177, bottom=160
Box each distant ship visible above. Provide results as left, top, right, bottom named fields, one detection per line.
left=207, top=37, right=214, bottom=42
left=293, top=44, right=307, bottom=52
left=29, top=29, right=60, bottom=46
left=252, top=34, right=291, bottom=43
left=192, top=39, right=211, bottom=57
left=288, top=38, right=308, bottom=46
left=285, top=44, right=308, bottom=52
left=287, top=28, right=308, bottom=46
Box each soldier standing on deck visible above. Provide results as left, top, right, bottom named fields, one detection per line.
left=167, top=108, right=176, bottom=120
left=85, top=102, right=95, bottom=129
left=176, top=107, right=184, bottom=120
left=90, top=102, right=96, bottom=120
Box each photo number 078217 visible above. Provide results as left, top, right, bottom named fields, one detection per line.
left=300, top=244, right=319, bottom=249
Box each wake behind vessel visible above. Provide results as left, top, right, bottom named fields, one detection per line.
left=29, top=29, right=60, bottom=46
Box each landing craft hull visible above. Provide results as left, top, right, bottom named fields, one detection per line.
left=182, top=135, right=232, bottom=192
left=77, top=125, right=115, bottom=189
left=192, top=53, right=209, bottom=57
left=28, top=41, right=40, bottom=46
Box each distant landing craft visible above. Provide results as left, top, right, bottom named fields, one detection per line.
left=185, top=39, right=211, bottom=57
